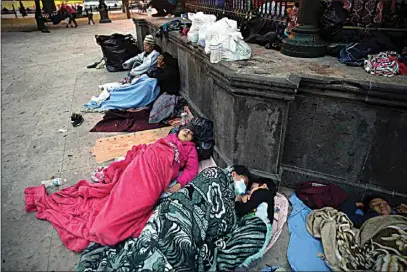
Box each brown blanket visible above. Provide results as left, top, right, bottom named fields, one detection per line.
left=307, top=207, right=407, bottom=271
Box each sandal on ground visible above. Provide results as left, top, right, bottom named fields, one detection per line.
left=70, top=113, right=84, bottom=127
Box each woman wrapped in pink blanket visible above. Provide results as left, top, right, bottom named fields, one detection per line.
left=24, top=125, right=199, bottom=252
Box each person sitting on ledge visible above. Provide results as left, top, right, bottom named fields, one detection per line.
left=150, top=0, right=176, bottom=18
left=121, top=35, right=160, bottom=83
left=341, top=195, right=407, bottom=228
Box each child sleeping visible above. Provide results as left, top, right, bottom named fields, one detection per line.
left=235, top=178, right=277, bottom=223
left=25, top=124, right=200, bottom=252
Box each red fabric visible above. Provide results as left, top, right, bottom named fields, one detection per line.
left=295, top=181, right=348, bottom=209
left=24, top=139, right=175, bottom=252
left=90, top=109, right=168, bottom=133
left=389, top=56, right=407, bottom=75
left=166, top=133, right=199, bottom=187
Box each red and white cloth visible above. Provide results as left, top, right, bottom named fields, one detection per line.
left=364, top=51, right=400, bottom=77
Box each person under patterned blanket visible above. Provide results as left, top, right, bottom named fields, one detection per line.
left=24, top=125, right=199, bottom=252
left=341, top=194, right=407, bottom=228
left=235, top=177, right=276, bottom=223
left=307, top=207, right=407, bottom=271
left=77, top=165, right=273, bottom=271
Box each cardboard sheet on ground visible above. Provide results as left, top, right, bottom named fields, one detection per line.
left=92, top=127, right=172, bottom=163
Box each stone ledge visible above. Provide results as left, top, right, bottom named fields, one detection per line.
left=134, top=15, right=407, bottom=108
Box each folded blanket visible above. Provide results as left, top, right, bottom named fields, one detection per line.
left=90, top=109, right=168, bottom=132
left=77, top=167, right=272, bottom=271
left=307, top=207, right=407, bottom=271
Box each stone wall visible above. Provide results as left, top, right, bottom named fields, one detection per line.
left=133, top=17, right=407, bottom=203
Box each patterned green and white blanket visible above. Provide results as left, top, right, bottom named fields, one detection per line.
left=77, top=167, right=272, bottom=272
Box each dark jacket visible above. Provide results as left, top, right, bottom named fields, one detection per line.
left=235, top=189, right=275, bottom=223
left=340, top=199, right=407, bottom=228
left=147, top=53, right=180, bottom=95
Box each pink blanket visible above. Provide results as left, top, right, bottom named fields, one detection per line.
left=25, top=139, right=174, bottom=252
left=267, top=192, right=289, bottom=251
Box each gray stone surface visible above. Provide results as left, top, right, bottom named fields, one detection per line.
left=1, top=21, right=132, bottom=271
left=134, top=16, right=407, bottom=201
left=1, top=20, right=294, bottom=271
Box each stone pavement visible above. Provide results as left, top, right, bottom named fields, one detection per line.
left=1, top=19, right=292, bottom=271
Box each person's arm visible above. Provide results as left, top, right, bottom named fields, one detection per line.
left=122, top=52, right=144, bottom=70
left=340, top=199, right=366, bottom=228
left=129, top=52, right=159, bottom=76
left=235, top=190, right=270, bottom=217
left=176, top=147, right=199, bottom=187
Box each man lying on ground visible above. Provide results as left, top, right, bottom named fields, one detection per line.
left=341, top=195, right=407, bottom=228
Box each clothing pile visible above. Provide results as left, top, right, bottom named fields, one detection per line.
left=90, top=108, right=169, bottom=132
left=241, top=16, right=286, bottom=50
left=364, top=51, right=407, bottom=77
left=339, top=33, right=396, bottom=67
left=338, top=32, right=407, bottom=77
left=155, top=17, right=191, bottom=38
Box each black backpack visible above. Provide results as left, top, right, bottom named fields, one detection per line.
left=170, top=117, right=215, bottom=161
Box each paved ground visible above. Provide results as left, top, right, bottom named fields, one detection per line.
left=1, top=19, right=292, bottom=271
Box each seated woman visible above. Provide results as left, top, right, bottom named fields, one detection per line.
left=147, top=52, right=180, bottom=95
left=235, top=177, right=276, bottom=223
left=82, top=52, right=179, bottom=112
left=341, top=195, right=407, bottom=228
left=24, top=125, right=199, bottom=252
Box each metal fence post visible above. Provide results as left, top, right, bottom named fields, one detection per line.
left=281, top=0, right=326, bottom=58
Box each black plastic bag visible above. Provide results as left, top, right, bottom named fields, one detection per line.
left=320, top=1, right=348, bottom=41
left=169, top=117, right=215, bottom=161
left=95, top=34, right=140, bottom=72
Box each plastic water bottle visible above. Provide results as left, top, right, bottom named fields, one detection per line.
left=210, top=43, right=222, bottom=63
left=147, top=7, right=152, bottom=16
left=180, top=112, right=188, bottom=126
left=41, top=178, right=67, bottom=188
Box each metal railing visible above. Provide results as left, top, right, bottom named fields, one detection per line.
left=185, top=0, right=407, bottom=29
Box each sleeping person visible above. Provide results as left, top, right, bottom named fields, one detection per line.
left=24, top=124, right=199, bottom=252
left=235, top=177, right=276, bottom=223
left=341, top=195, right=407, bottom=228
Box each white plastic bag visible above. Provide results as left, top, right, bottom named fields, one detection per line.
left=205, top=17, right=251, bottom=63
left=187, top=12, right=206, bottom=44
left=198, top=14, right=216, bottom=47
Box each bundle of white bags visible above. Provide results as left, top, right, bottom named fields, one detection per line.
left=187, top=12, right=251, bottom=64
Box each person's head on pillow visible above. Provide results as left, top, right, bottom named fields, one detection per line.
left=363, top=195, right=392, bottom=215
left=177, top=124, right=197, bottom=142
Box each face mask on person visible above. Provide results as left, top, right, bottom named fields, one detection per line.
left=234, top=178, right=247, bottom=196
